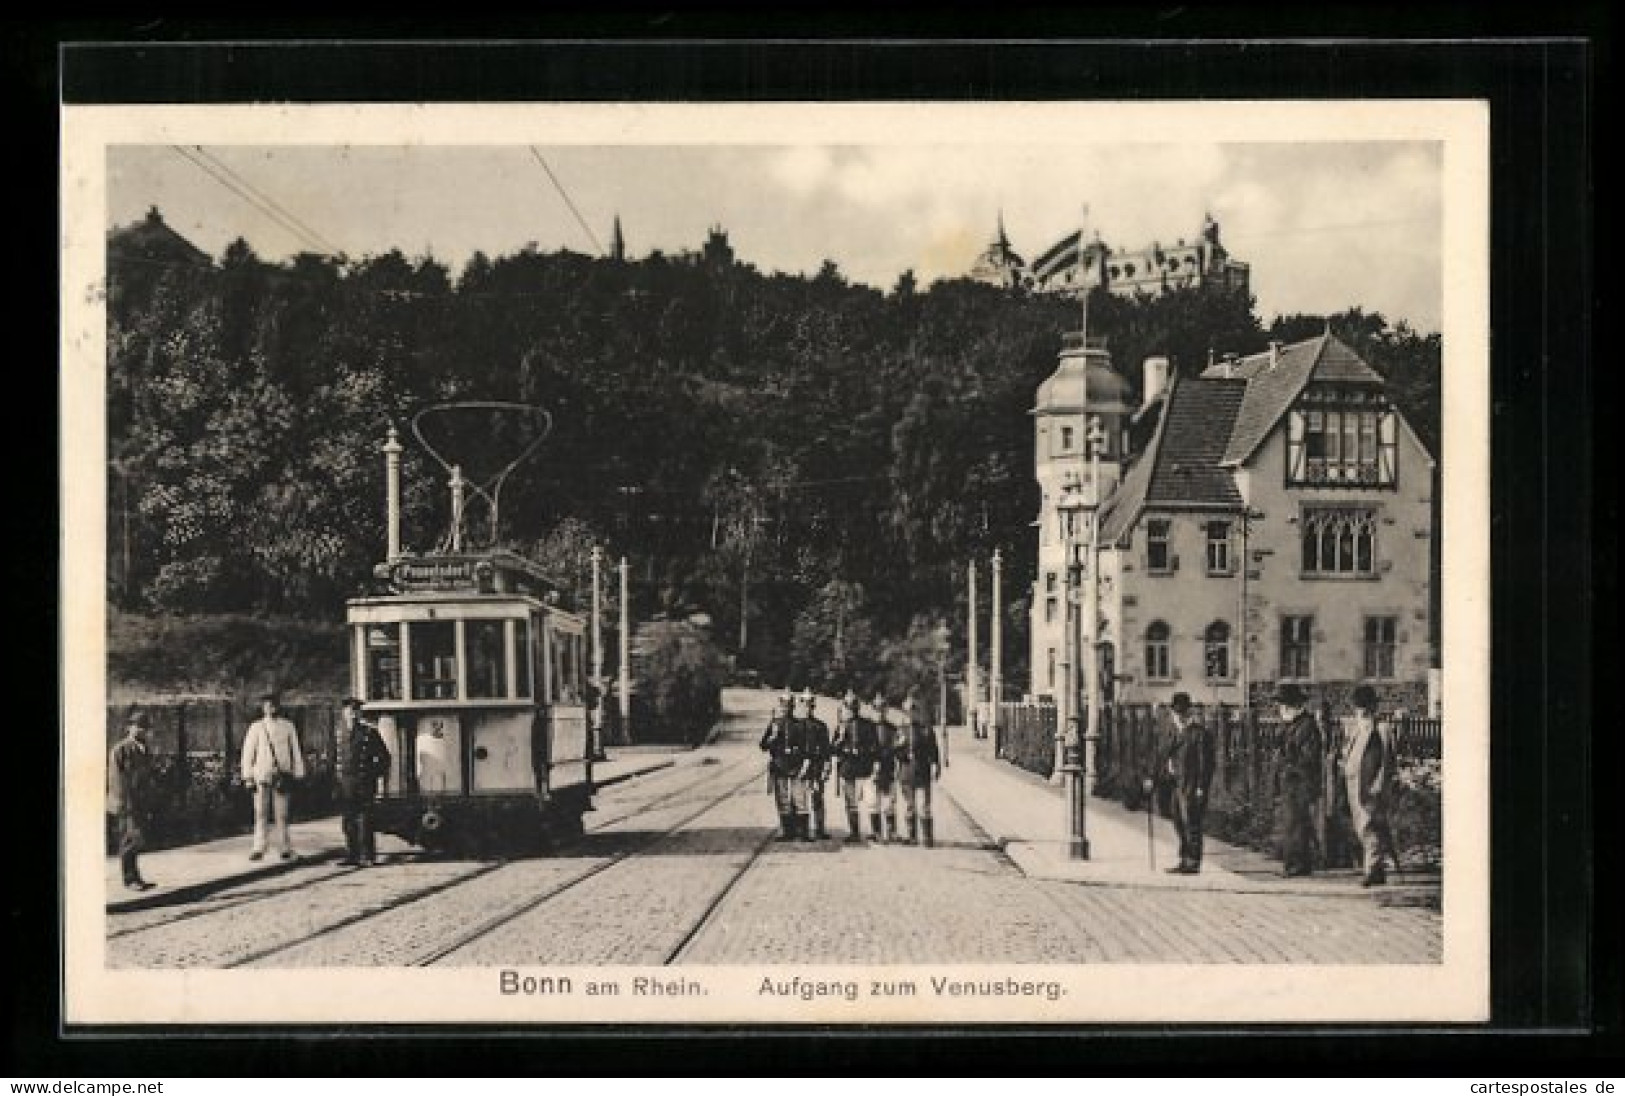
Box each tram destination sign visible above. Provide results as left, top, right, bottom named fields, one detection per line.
left=385, top=557, right=492, bottom=593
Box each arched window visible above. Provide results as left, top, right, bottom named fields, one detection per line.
left=1203, top=621, right=1232, bottom=681
left=1145, top=621, right=1172, bottom=681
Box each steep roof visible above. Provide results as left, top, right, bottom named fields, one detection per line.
left=108, top=207, right=212, bottom=268
left=1203, top=333, right=1383, bottom=466
left=1099, top=375, right=1247, bottom=544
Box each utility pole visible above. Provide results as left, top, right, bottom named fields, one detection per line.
left=383, top=425, right=403, bottom=560
left=618, top=556, right=631, bottom=737
left=591, top=546, right=605, bottom=756
left=967, top=559, right=979, bottom=733
left=990, top=547, right=1003, bottom=741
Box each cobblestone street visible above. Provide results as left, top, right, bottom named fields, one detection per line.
left=106, top=690, right=1441, bottom=968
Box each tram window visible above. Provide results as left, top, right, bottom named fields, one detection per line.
left=514, top=618, right=532, bottom=698
left=364, top=624, right=402, bottom=701
left=410, top=621, right=458, bottom=700
left=558, top=631, right=584, bottom=703
left=551, top=626, right=567, bottom=703
left=467, top=619, right=507, bottom=699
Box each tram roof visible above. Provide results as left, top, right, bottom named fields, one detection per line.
left=352, top=549, right=576, bottom=608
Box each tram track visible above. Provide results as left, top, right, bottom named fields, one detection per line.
left=188, top=749, right=765, bottom=969
left=107, top=749, right=747, bottom=950
left=660, top=826, right=777, bottom=965
left=413, top=757, right=768, bottom=967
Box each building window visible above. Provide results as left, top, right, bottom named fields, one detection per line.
left=1301, top=507, right=1377, bottom=576
left=1045, top=571, right=1058, bottom=595
left=1060, top=425, right=1075, bottom=452
left=1046, top=647, right=1056, bottom=689
left=1364, top=616, right=1398, bottom=679
left=1286, top=405, right=1398, bottom=487
left=1147, top=519, right=1173, bottom=573
left=1044, top=596, right=1057, bottom=624
left=1203, top=621, right=1232, bottom=681
left=1280, top=616, right=1313, bottom=680
left=1145, top=620, right=1172, bottom=681
left=1206, top=521, right=1233, bottom=575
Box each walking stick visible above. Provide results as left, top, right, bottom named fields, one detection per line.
left=1144, top=779, right=1156, bottom=870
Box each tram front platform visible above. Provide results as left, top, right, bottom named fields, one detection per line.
left=106, top=747, right=684, bottom=913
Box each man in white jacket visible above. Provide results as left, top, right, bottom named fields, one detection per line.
left=240, top=693, right=306, bottom=860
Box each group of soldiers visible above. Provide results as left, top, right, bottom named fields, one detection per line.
left=759, top=687, right=943, bottom=848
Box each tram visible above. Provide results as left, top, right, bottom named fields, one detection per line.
left=344, top=406, right=594, bottom=853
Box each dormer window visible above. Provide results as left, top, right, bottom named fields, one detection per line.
left=1286, top=390, right=1397, bottom=488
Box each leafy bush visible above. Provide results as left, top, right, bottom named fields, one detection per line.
left=631, top=620, right=726, bottom=745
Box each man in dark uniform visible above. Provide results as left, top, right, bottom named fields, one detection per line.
left=895, top=693, right=943, bottom=847
left=107, top=709, right=155, bottom=891
left=868, top=688, right=900, bottom=843
left=1278, top=682, right=1323, bottom=877
left=831, top=688, right=878, bottom=844
left=759, top=694, right=808, bottom=840
left=1159, top=692, right=1215, bottom=874
left=335, top=698, right=392, bottom=866
left=796, top=689, right=832, bottom=841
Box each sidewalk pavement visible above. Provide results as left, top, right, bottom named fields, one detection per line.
left=940, top=725, right=1440, bottom=903
left=106, top=748, right=684, bottom=913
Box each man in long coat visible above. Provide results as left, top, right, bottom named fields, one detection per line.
left=1160, top=692, right=1215, bottom=874
left=1278, top=682, right=1323, bottom=877
left=108, top=709, right=155, bottom=891
left=1342, top=684, right=1395, bottom=885
left=335, top=698, right=392, bottom=866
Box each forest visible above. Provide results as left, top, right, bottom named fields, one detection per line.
left=107, top=220, right=1441, bottom=696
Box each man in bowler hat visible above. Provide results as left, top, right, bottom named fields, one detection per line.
left=108, top=709, right=155, bottom=890
left=1160, top=692, right=1215, bottom=874
left=1277, top=682, right=1323, bottom=877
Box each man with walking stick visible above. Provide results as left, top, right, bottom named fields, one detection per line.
left=1160, top=692, right=1215, bottom=875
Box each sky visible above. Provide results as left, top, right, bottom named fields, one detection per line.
left=108, top=141, right=1443, bottom=332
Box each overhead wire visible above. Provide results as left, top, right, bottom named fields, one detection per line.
left=186, top=146, right=344, bottom=256
left=529, top=147, right=605, bottom=256
left=169, top=146, right=337, bottom=257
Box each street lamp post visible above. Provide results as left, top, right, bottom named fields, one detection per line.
left=1080, top=416, right=1108, bottom=857
left=1054, top=472, right=1087, bottom=856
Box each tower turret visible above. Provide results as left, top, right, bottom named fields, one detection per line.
left=1028, top=332, right=1133, bottom=700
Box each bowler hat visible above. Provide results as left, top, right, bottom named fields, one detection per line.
left=127, top=709, right=151, bottom=729
left=1277, top=682, right=1308, bottom=706
left=1351, top=684, right=1378, bottom=710
left=341, top=697, right=366, bottom=711
left=1170, top=692, right=1192, bottom=714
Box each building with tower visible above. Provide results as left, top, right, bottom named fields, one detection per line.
left=1028, top=330, right=1435, bottom=715
left=967, top=214, right=1027, bottom=289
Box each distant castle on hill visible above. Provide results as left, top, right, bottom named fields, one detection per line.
left=968, top=212, right=1250, bottom=300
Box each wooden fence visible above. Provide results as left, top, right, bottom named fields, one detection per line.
left=994, top=701, right=1058, bottom=779
left=104, top=701, right=344, bottom=851
left=997, top=701, right=1443, bottom=871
